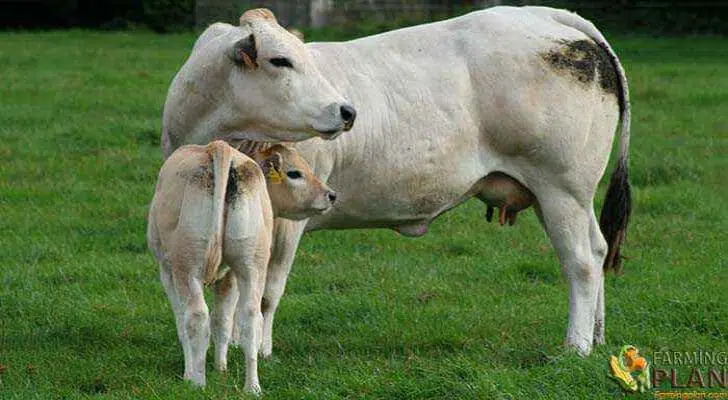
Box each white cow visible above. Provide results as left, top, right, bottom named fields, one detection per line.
left=161, top=6, right=632, bottom=357
left=147, top=140, right=336, bottom=393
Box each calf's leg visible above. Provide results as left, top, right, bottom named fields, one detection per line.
left=212, top=270, right=239, bottom=372
left=159, top=262, right=185, bottom=346
left=230, top=239, right=269, bottom=394
left=172, top=263, right=210, bottom=386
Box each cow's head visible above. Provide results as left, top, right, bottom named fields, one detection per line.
left=254, top=144, right=336, bottom=220
left=162, top=9, right=355, bottom=157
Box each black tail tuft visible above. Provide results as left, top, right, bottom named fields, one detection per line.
left=599, top=158, right=632, bottom=273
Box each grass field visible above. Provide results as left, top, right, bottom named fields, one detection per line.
left=1, top=29, right=727, bottom=399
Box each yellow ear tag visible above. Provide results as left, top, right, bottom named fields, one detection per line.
left=267, top=168, right=282, bottom=184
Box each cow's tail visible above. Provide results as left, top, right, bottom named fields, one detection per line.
left=531, top=6, right=632, bottom=273
left=203, top=140, right=234, bottom=285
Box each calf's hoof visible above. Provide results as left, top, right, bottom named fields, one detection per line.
left=215, top=361, right=228, bottom=373
left=259, top=341, right=273, bottom=359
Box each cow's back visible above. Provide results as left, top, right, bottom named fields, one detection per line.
left=306, top=6, right=619, bottom=144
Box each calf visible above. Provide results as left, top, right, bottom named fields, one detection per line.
left=147, top=140, right=335, bottom=393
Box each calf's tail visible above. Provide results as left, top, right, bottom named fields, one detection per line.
left=203, top=140, right=234, bottom=285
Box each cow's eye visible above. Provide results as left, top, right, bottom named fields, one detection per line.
left=286, top=170, right=303, bottom=179
left=269, top=57, right=293, bottom=68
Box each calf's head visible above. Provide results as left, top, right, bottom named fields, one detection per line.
left=163, top=8, right=355, bottom=155
left=254, top=145, right=336, bottom=220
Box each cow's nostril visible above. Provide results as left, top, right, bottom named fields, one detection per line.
left=327, top=191, right=337, bottom=204
left=340, top=104, right=356, bottom=125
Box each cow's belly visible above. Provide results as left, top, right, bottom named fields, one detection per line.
left=304, top=156, right=484, bottom=233
left=304, top=187, right=471, bottom=233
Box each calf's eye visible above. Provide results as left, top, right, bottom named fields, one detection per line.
left=286, top=170, right=303, bottom=179
left=269, top=57, right=293, bottom=68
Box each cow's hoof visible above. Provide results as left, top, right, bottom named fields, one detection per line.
left=593, top=334, right=606, bottom=346
left=593, top=320, right=605, bottom=345
left=184, top=372, right=206, bottom=388
left=565, top=337, right=592, bottom=357
left=245, top=382, right=262, bottom=395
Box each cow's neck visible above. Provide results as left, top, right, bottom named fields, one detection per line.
left=233, top=139, right=280, bottom=157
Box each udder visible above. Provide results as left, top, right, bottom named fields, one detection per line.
left=477, top=172, right=535, bottom=226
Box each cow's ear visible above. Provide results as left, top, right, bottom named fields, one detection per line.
left=259, top=152, right=283, bottom=184
left=229, top=34, right=257, bottom=69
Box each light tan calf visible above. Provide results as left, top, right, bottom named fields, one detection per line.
left=147, top=140, right=335, bottom=393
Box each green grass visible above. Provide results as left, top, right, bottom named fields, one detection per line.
left=1, top=30, right=727, bottom=399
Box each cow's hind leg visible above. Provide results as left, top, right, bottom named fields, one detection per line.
left=594, top=272, right=606, bottom=345
left=534, top=186, right=607, bottom=356
left=212, top=270, right=239, bottom=372
left=592, top=216, right=607, bottom=346
left=172, top=263, right=210, bottom=386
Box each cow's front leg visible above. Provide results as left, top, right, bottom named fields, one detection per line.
left=534, top=187, right=607, bottom=356
left=259, top=218, right=307, bottom=358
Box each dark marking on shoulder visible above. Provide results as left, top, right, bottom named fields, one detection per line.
left=541, top=39, right=618, bottom=97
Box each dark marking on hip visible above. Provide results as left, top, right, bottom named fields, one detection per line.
left=541, top=39, right=618, bottom=97
left=189, top=164, right=215, bottom=195
left=226, top=162, right=258, bottom=204
left=225, top=166, right=239, bottom=203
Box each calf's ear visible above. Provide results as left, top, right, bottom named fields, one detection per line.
left=229, top=34, right=257, bottom=69
left=259, top=152, right=283, bottom=184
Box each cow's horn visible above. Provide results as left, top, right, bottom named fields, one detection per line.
left=240, top=8, right=278, bottom=25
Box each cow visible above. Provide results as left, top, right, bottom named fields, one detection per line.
left=147, top=140, right=336, bottom=393
left=161, top=6, right=632, bottom=358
